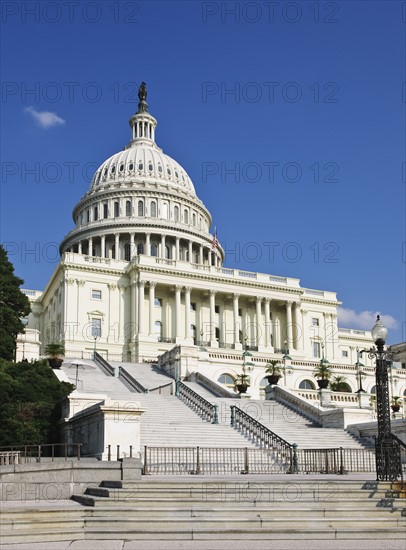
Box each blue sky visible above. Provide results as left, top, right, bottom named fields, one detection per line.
left=1, top=0, right=405, bottom=344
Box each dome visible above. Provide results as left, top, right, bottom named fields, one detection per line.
left=90, top=145, right=196, bottom=196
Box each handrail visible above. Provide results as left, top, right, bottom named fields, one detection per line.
left=194, top=371, right=238, bottom=398
left=118, top=366, right=148, bottom=393
left=230, top=405, right=297, bottom=473
left=0, top=443, right=81, bottom=464
left=178, top=382, right=218, bottom=424
left=94, top=352, right=115, bottom=376
left=272, top=385, right=323, bottom=425
left=149, top=381, right=174, bottom=394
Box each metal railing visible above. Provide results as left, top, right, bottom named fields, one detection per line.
left=118, top=366, right=149, bottom=393
left=178, top=382, right=218, bottom=423
left=94, top=352, right=115, bottom=376
left=297, top=447, right=376, bottom=474
left=0, top=443, right=82, bottom=464
left=143, top=445, right=379, bottom=476
left=230, top=405, right=296, bottom=472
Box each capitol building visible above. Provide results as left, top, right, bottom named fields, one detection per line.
left=19, top=83, right=405, bottom=404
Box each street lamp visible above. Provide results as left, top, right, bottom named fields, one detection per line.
left=355, top=348, right=366, bottom=393
left=367, top=315, right=401, bottom=481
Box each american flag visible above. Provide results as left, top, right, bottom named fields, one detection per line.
left=211, top=227, right=219, bottom=250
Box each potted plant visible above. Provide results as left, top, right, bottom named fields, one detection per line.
left=391, top=396, right=402, bottom=413
left=265, top=360, right=282, bottom=385
left=330, top=375, right=350, bottom=392
left=234, top=373, right=251, bottom=394
left=313, top=360, right=332, bottom=389
left=44, top=342, right=65, bottom=369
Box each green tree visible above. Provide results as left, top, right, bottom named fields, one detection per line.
left=0, top=244, right=31, bottom=360
left=0, top=358, right=74, bottom=446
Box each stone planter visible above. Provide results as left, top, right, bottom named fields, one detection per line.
left=236, top=384, right=248, bottom=394
left=48, top=357, right=63, bottom=369
left=266, top=375, right=280, bottom=385
left=317, top=379, right=329, bottom=389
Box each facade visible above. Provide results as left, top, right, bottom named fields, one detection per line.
left=19, top=85, right=406, bottom=404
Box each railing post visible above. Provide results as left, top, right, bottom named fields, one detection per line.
left=130, top=445, right=133, bottom=458
left=213, top=404, right=219, bottom=424
left=143, top=446, right=149, bottom=475
left=38, top=445, right=41, bottom=463
left=117, top=445, right=120, bottom=461
left=77, top=443, right=81, bottom=461
left=230, top=405, right=236, bottom=427
left=289, top=443, right=298, bottom=474
left=107, top=445, right=111, bottom=461
left=196, top=446, right=201, bottom=475
left=244, top=447, right=249, bottom=474
left=339, top=447, right=344, bottom=475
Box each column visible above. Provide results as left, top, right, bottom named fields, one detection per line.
left=293, top=301, right=301, bottom=351
left=175, top=237, right=180, bottom=261
left=145, top=233, right=151, bottom=256
left=286, top=301, right=293, bottom=351
left=88, top=237, right=93, bottom=256
left=78, top=241, right=82, bottom=254
left=101, top=235, right=106, bottom=258
left=233, top=293, right=240, bottom=346
left=199, top=244, right=203, bottom=264
left=264, top=298, right=271, bottom=348
left=149, top=282, right=156, bottom=336
left=256, top=298, right=262, bottom=347
left=274, top=316, right=281, bottom=350
left=214, top=255, right=218, bottom=267
left=175, top=285, right=182, bottom=338
left=138, top=280, right=146, bottom=335
left=184, top=286, right=191, bottom=340
left=131, top=276, right=138, bottom=341
left=331, top=313, right=337, bottom=359
left=188, top=241, right=193, bottom=263
left=161, top=234, right=166, bottom=258
left=208, top=250, right=213, bottom=266
left=301, top=308, right=308, bottom=355
left=115, top=233, right=120, bottom=260
left=130, top=233, right=135, bottom=257
left=209, top=290, right=216, bottom=343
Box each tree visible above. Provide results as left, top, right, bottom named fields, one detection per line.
left=0, top=358, right=74, bottom=446
left=0, top=244, right=31, bottom=360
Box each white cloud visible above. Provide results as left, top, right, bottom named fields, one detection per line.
left=24, top=106, right=65, bottom=129
left=338, top=307, right=398, bottom=331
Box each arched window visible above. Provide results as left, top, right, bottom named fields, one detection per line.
left=126, top=200, right=132, bottom=217
left=86, top=209, right=90, bottom=223
left=165, top=245, right=171, bottom=259
left=215, top=327, right=220, bottom=341
left=184, top=209, right=189, bottom=224
left=137, top=243, right=144, bottom=255
left=138, top=200, right=144, bottom=217
left=218, top=373, right=235, bottom=388
left=151, top=243, right=158, bottom=257
left=103, top=204, right=108, bottom=219
left=299, top=380, right=316, bottom=390
left=192, top=213, right=196, bottom=226
left=94, top=206, right=98, bottom=221
left=114, top=202, right=119, bottom=218
left=124, top=243, right=131, bottom=262
left=150, top=201, right=157, bottom=218
left=370, top=385, right=376, bottom=395
left=174, top=205, right=179, bottom=222
left=154, top=321, right=162, bottom=341
left=161, top=203, right=168, bottom=219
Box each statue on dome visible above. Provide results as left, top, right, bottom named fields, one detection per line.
left=137, top=82, right=148, bottom=113
left=138, top=82, right=147, bottom=101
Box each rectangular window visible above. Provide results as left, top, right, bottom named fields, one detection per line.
left=154, top=297, right=162, bottom=308
left=342, top=350, right=348, bottom=357
left=313, top=342, right=320, bottom=358
left=103, top=204, right=108, bottom=219
left=92, top=290, right=102, bottom=300
left=215, top=305, right=220, bottom=314
left=190, top=302, right=196, bottom=311
left=312, top=318, right=319, bottom=326
left=91, top=318, right=101, bottom=338
left=238, top=308, right=242, bottom=317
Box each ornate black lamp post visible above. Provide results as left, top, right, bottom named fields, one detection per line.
left=368, top=315, right=401, bottom=481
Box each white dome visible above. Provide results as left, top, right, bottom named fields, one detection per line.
left=90, top=144, right=196, bottom=196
